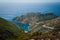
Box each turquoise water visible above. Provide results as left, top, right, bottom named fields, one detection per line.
left=10, top=21, right=29, bottom=32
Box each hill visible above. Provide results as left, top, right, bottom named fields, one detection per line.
left=13, top=12, right=60, bottom=33
left=14, top=12, right=58, bottom=24
left=0, top=17, right=27, bottom=40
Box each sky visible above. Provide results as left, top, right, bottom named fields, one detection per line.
left=0, top=0, right=60, bottom=3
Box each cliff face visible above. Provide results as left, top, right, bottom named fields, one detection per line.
left=13, top=12, right=60, bottom=33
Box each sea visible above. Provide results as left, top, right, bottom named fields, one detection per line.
left=0, top=2, right=60, bottom=32
left=0, top=2, right=60, bottom=20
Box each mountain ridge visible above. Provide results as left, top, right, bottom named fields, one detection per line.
left=13, top=12, right=60, bottom=33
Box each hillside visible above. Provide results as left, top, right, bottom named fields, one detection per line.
left=14, top=13, right=58, bottom=24
left=13, top=12, right=60, bottom=33
left=0, top=17, right=28, bottom=40
left=29, top=17, right=60, bottom=33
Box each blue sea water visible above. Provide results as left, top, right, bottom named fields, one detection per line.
left=0, top=3, right=60, bottom=20
left=0, top=3, right=60, bottom=32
